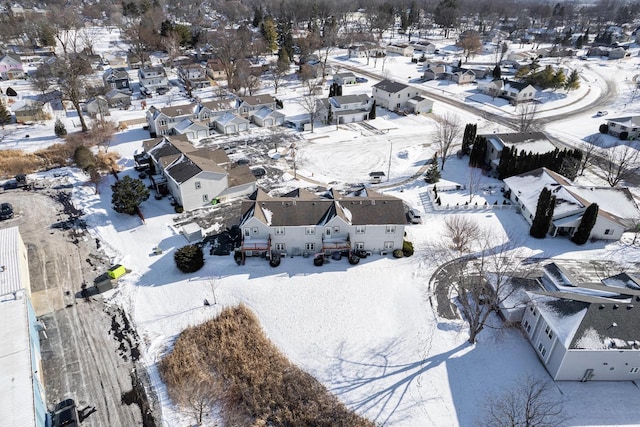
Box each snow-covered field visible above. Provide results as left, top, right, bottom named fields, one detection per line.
left=4, top=27, right=640, bottom=426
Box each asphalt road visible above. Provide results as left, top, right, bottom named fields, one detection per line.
left=0, top=184, right=152, bottom=426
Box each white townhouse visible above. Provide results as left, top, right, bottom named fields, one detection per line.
left=372, top=79, right=422, bottom=111
left=195, top=99, right=238, bottom=129
left=146, top=103, right=199, bottom=137
left=317, top=94, right=373, bottom=124
left=138, top=66, right=169, bottom=91
left=143, top=135, right=256, bottom=210
left=520, top=263, right=640, bottom=381
left=236, top=95, right=277, bottom=117
left=503, top=167, right=640, bottom=241
left=604, top=116, right=640, bottom=139
left=238, top=188, right=407, bottom=258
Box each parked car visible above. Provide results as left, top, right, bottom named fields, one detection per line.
left=251, top=167, right=266, bottom=178
left=52, top=398, right=79, bottom=427
left=236, top=158, right=250, bottom=165
left=0, top=203, right=13, bottom=220
left=407, top=209, right=422, bottom=224
left=355, top=77, right=368, bottom=83
left=596, top=110, right=608, bottom=117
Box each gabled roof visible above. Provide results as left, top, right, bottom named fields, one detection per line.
left=251, top=106, right=285, bottom=119
left=159, top=103, right=197, bottom=118
left=103, top=68, right=129, bottom=80
left=240, top=95, right=276, bottom=106
left=165, top=152, right=227, bottom=183
left=215, top=112, right=249, bottom=125
left=330, top=94, right=370, bottom=108
left=105, top=88, right=131, bottom=100
left=199, top=99, right=236, bottom=113
left=605, top=116, right=640, bottom=127
left=504, top=79, right=533, bottom=92
left=373, top=79, right=409, bottom=93
left=481, top=132, right=558, bottom=154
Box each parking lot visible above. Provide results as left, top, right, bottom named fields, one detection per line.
left=0, top=185, right=153, bottom=426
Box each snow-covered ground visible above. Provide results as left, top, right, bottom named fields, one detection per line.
left=4, top=27, right=640, bottom=426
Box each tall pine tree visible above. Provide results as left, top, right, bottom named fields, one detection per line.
left=425, top=153, right=441, bottom=183
left=461, top=123, right=477, bottom=155
left=530, top=187, right=556, bottom=238
left=572, top=203, right=599, bottom=244
left=0, top=102, right=11, bottom=127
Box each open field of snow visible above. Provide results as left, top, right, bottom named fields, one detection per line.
left=3, top=26, right=640, bottom=426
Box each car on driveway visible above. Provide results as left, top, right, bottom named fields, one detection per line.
left=251, top=167, right=266, bottom=178
left=0, top=202, right=13, bottom=220
left=52, top=398, right=79, bottom=427
left=407, top=209, right=422, bottom=224
left=355, top=77, right=368, bottom=83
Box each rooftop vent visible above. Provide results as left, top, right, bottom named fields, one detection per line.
left=628, top=305, right=634, bottom=310
left=613, top=304, right=620, bottom=309
left=599, top=304, right=605, bottom=309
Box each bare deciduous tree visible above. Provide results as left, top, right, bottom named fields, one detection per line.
left=457, top=33, right=482, bottom=62
left=482, top=374, right=569, bottom=427
left=579, top=135, right=601, bottom=176
left=297, top=93, right=322, bottom=133
left=601, top=142, right=640, bottom=187
left=433, top=112, right=463, bottom=170
left=444, top=215, right=481, bottom=252
left=178, top=377, right=217, bottom=426
left=517, top=102, right=539, bottom=133
left=467, top=167, right=486, bottom=204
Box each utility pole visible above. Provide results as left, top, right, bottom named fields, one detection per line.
left=387, top=140, right=392, bottom=182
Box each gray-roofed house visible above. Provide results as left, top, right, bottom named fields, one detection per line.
left=503, top=167, right=640, bottom=240
left=179, top=63, right=210, bottom=89
left=214, top=112, right=250, bottom=134
left=372, top=79, right=421, bottom=111
left=195, top=99, right=238, bottom=129
left=104, top=89, right=132, bottom=109
left=520, top=262, right=640, bottom=380
left=478, top=79, right=537, bottom=103
left=138, top=66, right=169, bottom=92
left=237, top=95, right=277, bottom=116
left=0, top=53, right=25, bottom=79
left=143, top=135, right=256, bottom=210
left=238, top=187, right=407, bottom=258
left=170, top=119, right=210, bottom=141
left=317, top=94, right=372, bottom=124
left=333, top=72, right=357, bottom=85
left=480, top=131, right=558, bottom=171
left=405, top=96, right=433, bottom=114
left=146, top=103, right=198, bottom=138
left=386, top=42, right=414, bottom=57
left=12, top=99, right=51, bottom=123
left=102, top=68, right=131, bottom=92
left=84, top=95, right=110, bottom=118
left=605, top=116, right=640, bottom=139
left=250, top=106, right=285, bottom=127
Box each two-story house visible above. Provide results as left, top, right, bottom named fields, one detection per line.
left=205, top=58, right=227, bottom=81
left=102, top=68, right=131, bottom=93
left=480, top=132, right=558, bottom=172
left=238, top=187, right=406, bottom=258
left=146, top=103, right=199, bottom=138
left=317, top=94, right=373, bottom=124
left=138, top=66, right=169, bottom=92
left=236, top=95, right=277, bottom=117
left=519, top=262, right=640, bottom=381
left=604, top=116, right=640, bottom=139
left=179, top=63, right=210, bottom=89
left=143, top=135, right=256, bottom=210
left=372, top=79, right=422, bottom=111
left=0, top=54, right=25, bottom=80
left=195, top=99, right=238, bottom=129
left=503, top=167, right=640, bottom=240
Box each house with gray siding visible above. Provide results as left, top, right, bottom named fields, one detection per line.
left=143, top=135, right=256, bottom=210
left=520, top=263, right=640, bottom=381
left=372, top=79, right=422, bottom=111
left=238, top=187, right=406, bottom=258
left=604, top=116, right=640, bottom=139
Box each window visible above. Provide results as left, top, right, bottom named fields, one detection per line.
left=202, top=194, right=209, bottom=202
left=356, top=225, right=366, bottom=234
left=252, top=227, right=258, bottom=235
left=355, top=242, right=364, bottom=250
left=384, top=241, right=394, bottom=249
left=195, top=181, right=201, bottom=189
left=305, top=227, right=315, bottom=235
left=604, top=229, right=612, bottom=235
left=545, top=326, right=553, bottom=339
left=274, top=243, right=286, bottom=251
left=159, top=119, right=166, bottom=126
left=325, top=227, right=331, bottom=236
left=275, top=227, right=285, bottom=235
left=305, top=243, right=315, bottom=251
left=333, top=226, right=340, bottom=233
left=385, top=225, right=396, bottom=234
left=244, top=228, right=250, bottom=237
left=630, top=367, right=639, bottom=373
left=537, top=343, right=546, bottom=357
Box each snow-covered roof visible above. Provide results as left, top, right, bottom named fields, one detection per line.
left=0, top=227, right=26, bottom=296
left=532, top=294, right=588, bottom=347
left=484, top=132, right=557, bottom=155
left=0, top=292, right=37, bottom=427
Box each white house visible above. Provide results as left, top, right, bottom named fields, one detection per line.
left=179, top=63, right=210, bottom=89
left=478, top=79, right=537, bottom=103
left=196, top=99, right=238, bottom=129
left=250, top=107, right=285, bottom=127
left=604, top=116, right=640, bottom=139
left=146, top=103, right=198, bottom=137
left=386, top=42, right=414, bottom=57
left=84, top=95, right=110, bottom=118
left=0, top=53, right=25, bottom=79
left=519, top=262, right=640, bottom=381
left=410, top=40, right=437, bottom=54
left=138, top=66, right=169, bottom=91
left=143, top=136, right=256, bottom=210
left=214, top=112, right=250, bottom=134
left=0, top=227, right=48, bottom=427
left=503, top=167, right=640, bottom=240
left=171, top=119, right=210, bottom=141
left=318, top=94, right=372, bottom=124
left=372, top=79, right=422, bottom=111
left=333, top=72, right=357, bottom=85
left=405, top=96, right=433, bottom=114
left=481, top=132, right=558, bottom=171
left=236, top=95, right=277, bottom=116
left=238, top=187, right=407, bottom=258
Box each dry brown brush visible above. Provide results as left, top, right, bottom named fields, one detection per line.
left=159, top=305, right=374, bottom=427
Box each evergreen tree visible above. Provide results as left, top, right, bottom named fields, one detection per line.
left=492, top=64, right=501, bottom=79
left=564, top=69, right=580, bottom=92
left=461, top=123, right=477, bottom=155
left=530, top=187, right=556, bottom=238
left=0, top=102, right=11, bottom=127
left=111, top=176, right=150, bottom=215
left=54, top=118, right=67, bottom=137
left=369, top=99, right=376, bottom=119
left=260, top=16, right=278, bottom=52
left=425, top=153, right=441, bottom=183
left=572, top=203, right=599, bottom=244
left=497, top=146, right=513, bottom=179
left=469, top=135, right=487, bottom=168
left=327, top=104, right=333, bottom=123
left=174, top=244, right=205, bottom=273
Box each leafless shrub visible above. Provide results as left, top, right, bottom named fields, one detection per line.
left=444, top=215, right=481, bottom=252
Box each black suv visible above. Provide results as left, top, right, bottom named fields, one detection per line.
left=52, top=399, right=79, bottom=427
left=0, top=203, right=13, bottom=220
